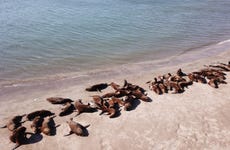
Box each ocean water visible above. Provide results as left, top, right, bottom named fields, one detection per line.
left=1, top=0, right=230, bottom=85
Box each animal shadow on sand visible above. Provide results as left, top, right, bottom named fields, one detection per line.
left=13, top=133, right=43, bottom=150
left=128, top=98, right=141, bottom=111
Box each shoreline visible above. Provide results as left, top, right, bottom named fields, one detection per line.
left=1, top=38, right=230, bottom=90
left=0, top=41, right=230, bottom=149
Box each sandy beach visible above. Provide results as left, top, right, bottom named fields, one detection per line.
left=0, top=48, right=230, bottom=150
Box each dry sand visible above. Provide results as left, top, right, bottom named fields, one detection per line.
left=0, top=49, right=230, bottom=150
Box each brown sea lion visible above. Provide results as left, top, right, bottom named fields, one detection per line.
left=65, top=118, right=90, bottom=136
left=165, top=81, right=183, bottom=94
left=30, top=116, right=44, bottom=134
left=74, top=100, right=97, bottom=116
left=123, top=95, right=135, bottom=111
left=46, top=97, right=73, bottom=105
left=209, top=65, right=230, bottom=71
left=109, top=82, right=120, bottom=91
left=26, top=110, right=54, bottom=121
left=59, top=102, right=75, bottom=116
left=114, top=89, right=131, bottom=97
left=41, top=116, right=56, bottom=136
left=99, top=105, right=117, bottom=118
left=101, top=92, right=117, bottom=98
left=131, top=89, right=151, bottom=102
left=1, top=114, right=26, bottom=131
left=85, top=83, right=108, bottom=92
left=109, top=97, right=124, bottom=107
left=9, top=126, right=27, bottom=150
left=208, top=78, right=219, bottom=88
left=91, top=95, right=104, bottom=108
left=150, top=83, right=162, bottom=95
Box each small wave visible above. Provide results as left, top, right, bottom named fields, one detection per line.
left=217, top=39, right=230, bottom=45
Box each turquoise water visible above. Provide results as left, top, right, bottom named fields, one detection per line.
left=1, top=0, right=230, bottom=82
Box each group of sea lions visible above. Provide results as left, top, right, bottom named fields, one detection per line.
left=0, top=110, right=56, bottom=149
left=147, top=61, right=229, bottom=95
left=1, top=61, right=229, bottom=149
left=89, top=80, right=151, bottom=116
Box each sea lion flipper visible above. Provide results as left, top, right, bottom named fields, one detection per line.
left=12, top=143, right=20, bottom=150
left=84, top=124, right=90, bottom=128
left=64, top=131, right=73, bottom=136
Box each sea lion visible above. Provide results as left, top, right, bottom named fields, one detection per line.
left=59, top=102, right=75, bottom=116
left=131, top=89, right=151, bottom=102
left=46, top=97, right=73, bottom=105
left=91, top=95, right=104, bottom=108
left=65, top=118, right=90, bottom=136
left=30, top=116, right=44, bottom=134
left=123, top=95, right=134, bottom=111
left=74, top=100, right=97, bottom=116
left=85, top=83, right=108, bottom=92
left=109, top=82, right=120, bottom=91
left=9, top=126, right=27, bottom=150
left=109, top=97, right=124, bottom=107
left=208, top=78, right=219, bottom=88
left=26, top=110, right=54, bottom=121
left=101, top=92, right=117, bottom=98
left=177, top=68, right=187, bottom=77
left=114, top=89, right=131, bottom=98
left=1, top=114, right=26, bottom=131
left=209, top=65, right=230, bottom=71
left=150, top=83, right=162, bottom=95
left=178, top=80, right=193, bottom=90
left=164, top=81, right=183, bottom=94
left=41, top=116, right=56, bottom=136
left=99, top=105, right=117, bottom=118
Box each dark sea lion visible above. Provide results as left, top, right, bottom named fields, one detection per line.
left=1, top=114, right=26, bottom=131
left=9, top=126, right=27, bottom=150
left=177, top=68, right=187, bottom=77
left=85, top=83, right=108, bottom=92
left=41, top=116, right=56, bottom=136
left=74, top=100, right=97, bottom=116
left=178, top=80, right=193, bottom=90
left=46, top=97, right=73, bottom=105
left=65, top=118, right=90, bottom=136
left=59, top=102, right=75, bottom=116
left=31, top=116, right=44, bottom=134
left=123, top=95, right=134, bottom=111
left=26, top=110, right=54, bottom=121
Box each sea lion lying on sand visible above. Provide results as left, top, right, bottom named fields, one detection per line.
left=85, top=83, right=108, bottom=92
left=177, top=68, right=187, bottom=77
left=9, top=126, right=27, bottom=150
left=65, top=118, right=90, bottom=136
left=31, top=116, right=44, bottom=134
left=59, top=102, right=75, bottom=116
left=41, top=116, right=56, bottom=136
left=109, top=82, right=120, bottom=90
left=1, top=114, right=26, bottom=131
left=46, top=97, right=73, bottom=105
left=74, top=100, right=97, bottom=116
left=26, top=110, right=54, bottom=121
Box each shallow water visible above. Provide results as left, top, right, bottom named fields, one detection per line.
left=0, top=0, right=230, bottom=84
